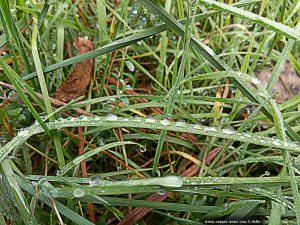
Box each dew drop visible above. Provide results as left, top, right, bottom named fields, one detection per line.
left=251, top=77, right=261, bottom=85
left=156, top=189, right=166, bottom=196
left=193, top=124, right=202, bottom=129
left=106, top=113, right=118, bottom=121
left=223, top=127, right=235, bottom=135
left=139, top=146, right=147, bottom=153
left=243, top=133, right=251, bottom=138
left=283, top=142, right=289, bottom=148
left=161, top=176, right=183, bottom=187
left=79, top=115, right=85, bottom=120
left=205, top=127, right=217, bottom=132
left=145, top=116, right=156, bottom=123
left=264, top=171, right=270, bottom=176
left=175, top=119, right=186, bottom=127
left=18, top=129, right=29, bottom=137
left=73, top=188, right=85, bottom=198
left=273, top=140, right=281, bottom=146
left=93, top=116, right=101, bottom=121
left=160, top=119, right=171, bottom=126
left=132, top=9, right=138, bottom=15
left=89, top=176, right=102, bottom=186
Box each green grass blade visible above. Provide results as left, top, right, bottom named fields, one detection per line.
left=0, top=0, right=31, bottom=74
left=200, top=0, right=300, bottom=41
left=16, top=176, right=94, bottom=225
left=269, top=99, right=300, bottom=222
left=31, top=17, right=65, bottom=167
left=58, top=141, right=141, bottom=176
left=2, top=116, right=300, bottom=164
left=1, top=159, right=38, bottom=225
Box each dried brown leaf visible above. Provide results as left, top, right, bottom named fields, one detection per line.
left=52, top=36, right=94, bottom=102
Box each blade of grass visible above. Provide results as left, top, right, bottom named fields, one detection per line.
left=31, top=17, right=65, bottom=167
left=0, top=170, right=22, bottom=224
left=0, top=11, right=21, bottom=74
left=38, top=0, right=50, bottom=30
left=152, top=3, right=191, bottom=176
left=288, top=48, right=300, bottom=76
left=2, top=116, right=300, bottom=165
left=0, top=0, right=31, bottom=74
left=199, top=0, right=300, bottom=41
left=269, top=98, right=300, bottom=223
left=16, top=176, right=94, bottom=225
left=1, top=159, right=38, bottom=225
left=58, top=141, right=141, bottom=176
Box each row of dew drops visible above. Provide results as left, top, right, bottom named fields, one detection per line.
left=46, top=113, right=300, bottom=150
left=42, top=175, right=184, bottom=198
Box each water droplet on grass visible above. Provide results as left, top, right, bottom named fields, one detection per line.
left=139, top=146, right=147, bottom=152
left=273, top=140, right=281, bottom=146
left=73, top=188, right=85, bottom=197
left=93, top=116, right=101, bottom=121
left=89, top=176, right=102, bottom=186
left=161, top=176, right=183, bottom=187
left=223, top=127, right=235, bottom=135
left=157, top=189, right=166, bottom=196
left=160, top=119, right=171, bottom=126
left=106, top=113, right=118, bottom=121
left=264, top=171, right=270, bottom=176
left=251, top=77, right=261, bottom=85
left=193, top=124, right=202, bottom=129
left=145, top=116, right=156, bottom=123
left=18, top=129, right=29, bottom=137
left=175, top=119, right=186, bottom=127
left=205, top=127, right=217, bottom=132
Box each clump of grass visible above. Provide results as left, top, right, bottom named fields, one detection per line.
left=0, top=0, right=300, bottom=224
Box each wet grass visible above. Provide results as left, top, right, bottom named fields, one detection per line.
left=0, top=0, right=300, bottom=224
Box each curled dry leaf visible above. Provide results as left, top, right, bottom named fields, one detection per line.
left=52, top=36, right=94, bottom=102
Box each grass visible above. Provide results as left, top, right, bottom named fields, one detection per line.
left=0, top=0, right=300, bottom=224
